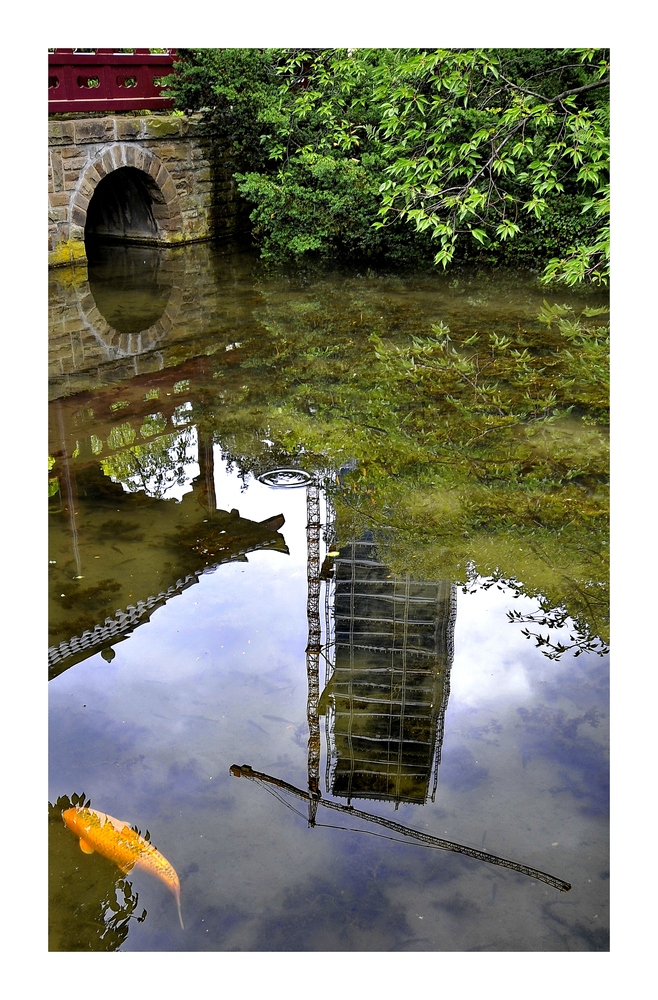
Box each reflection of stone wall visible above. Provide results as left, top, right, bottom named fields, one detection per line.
left=48, top=242, right=258, bottom=400
left=48, top=115, right=239, bottom=267
left=326, top=539, right=456, bottom=805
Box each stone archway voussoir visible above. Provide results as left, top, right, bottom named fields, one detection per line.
left=67, top=143, right=184, bottom=246
left=160, top=177, right=178, bottom=205
left=100, top=149, right=115, bottom=176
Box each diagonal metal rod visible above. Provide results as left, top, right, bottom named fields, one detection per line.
left=230, top=763, right=571, bottom=892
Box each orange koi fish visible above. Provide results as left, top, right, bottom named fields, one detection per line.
left=62, top=806, right=184, bottom=929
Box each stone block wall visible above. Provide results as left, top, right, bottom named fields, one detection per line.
left=48, top=114, right=240, bottom=267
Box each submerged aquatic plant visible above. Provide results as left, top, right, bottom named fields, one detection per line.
left=68, top=272, right=608, bottom=657
left=220, top=291, right=609, bottom=655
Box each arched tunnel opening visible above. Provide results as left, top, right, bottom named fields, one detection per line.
left=85, top=167, right=162, bottom=248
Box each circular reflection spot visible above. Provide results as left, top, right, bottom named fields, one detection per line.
left=257, top=469, right=313, bottom=488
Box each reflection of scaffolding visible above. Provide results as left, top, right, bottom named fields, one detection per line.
left=233, top=487, right=572, bottom=894
left=323, top=538, right=456, bottom=807
left=305, top=484, right=322, bottom=823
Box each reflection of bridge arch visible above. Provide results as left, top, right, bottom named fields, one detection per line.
left=77, top=279, right=183, bottom=358
left=75, top=242, right=184, bottom=357
left=71, top=143, right=183, bottom=246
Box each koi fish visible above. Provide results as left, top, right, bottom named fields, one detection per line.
left=62, top=806, right=184, bottom=929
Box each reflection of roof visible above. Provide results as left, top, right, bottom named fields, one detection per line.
left=325, top=539, right=456, bottom=805
left=48, top=461, right=288, bottom=679
left=49, top=570, right=200, bottom=676
left=48, top=524, right=285, bottom=678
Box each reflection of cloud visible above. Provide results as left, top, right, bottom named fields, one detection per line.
left=541, top=900, right=610, bottom=951
left=516, top=705, right=609, bottom=817
left=452, top=590, right=537, bottom=706
left=452, top=585, right=585, bottom=708
left=250, top=873, right=413, bottom=952
left=432, top=892, right=481, bottom=920
left=453, top=717, right=503, bottom=746
left=48, top=699, right=151, bottom=805
left=448, top=586, right=608, bottom=819
left=439, top=744, right=489, bottom=792
left=159, top=759, right=215, bottom=808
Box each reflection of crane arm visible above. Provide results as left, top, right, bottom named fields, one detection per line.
left=229, top=763, right=571, bottom=893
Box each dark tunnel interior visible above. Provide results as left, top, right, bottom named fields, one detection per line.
left=85, top=167, right=160, bottom=245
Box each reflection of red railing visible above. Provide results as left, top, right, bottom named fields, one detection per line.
left=48, top=49, right=176, bottom=113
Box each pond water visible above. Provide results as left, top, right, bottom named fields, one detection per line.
left=48, top=240, right=609, bottom=952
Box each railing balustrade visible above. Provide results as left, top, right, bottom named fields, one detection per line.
left=48, top=49, right=176, bottom=113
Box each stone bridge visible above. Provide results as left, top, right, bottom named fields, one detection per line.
left=48, top=114, right=240, bottom=267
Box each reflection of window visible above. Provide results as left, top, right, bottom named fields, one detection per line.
left=140, top=412, right=168, bottom=438
left=172, top=402, right=193, bottom=426
left=106, top=423, right=136, bottom=451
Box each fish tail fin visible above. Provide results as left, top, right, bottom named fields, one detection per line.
left=175, top=887, right=184, bottom=930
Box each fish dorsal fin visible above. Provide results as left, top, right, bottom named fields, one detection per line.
left=79, top=838, right=95, bottom=854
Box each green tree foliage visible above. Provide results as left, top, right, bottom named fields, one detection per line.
left=163, top=48, right=280, bottom=173
left=100, top=428, right=195, bottom=499
left=374, top=47, right=610, bottom=284
left=166, top=48, right=609, bottom=283
left=233, top=49, right=435, bottom=263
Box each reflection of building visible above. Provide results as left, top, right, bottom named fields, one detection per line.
left=48, top=418, right=288, bottom=678
left=322, top=538, right=456, bottom=806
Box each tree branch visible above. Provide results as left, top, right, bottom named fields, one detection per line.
left=496, top=72, right=610, bottom=106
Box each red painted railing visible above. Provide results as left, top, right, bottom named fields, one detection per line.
left=48, top=49, right=176, bottom=114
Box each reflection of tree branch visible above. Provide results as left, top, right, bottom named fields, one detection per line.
left=230, top=763, right=571, bottom=892
left=521, top=628, right=607, bottom=660
left=507, top=605, right=609, bottom=660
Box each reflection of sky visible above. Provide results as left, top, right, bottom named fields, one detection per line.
left=49, top=455, right=312, bottom=818
left=446, top=584, right=609, bottom=818
left=49, top=460, right=609, bottom=952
